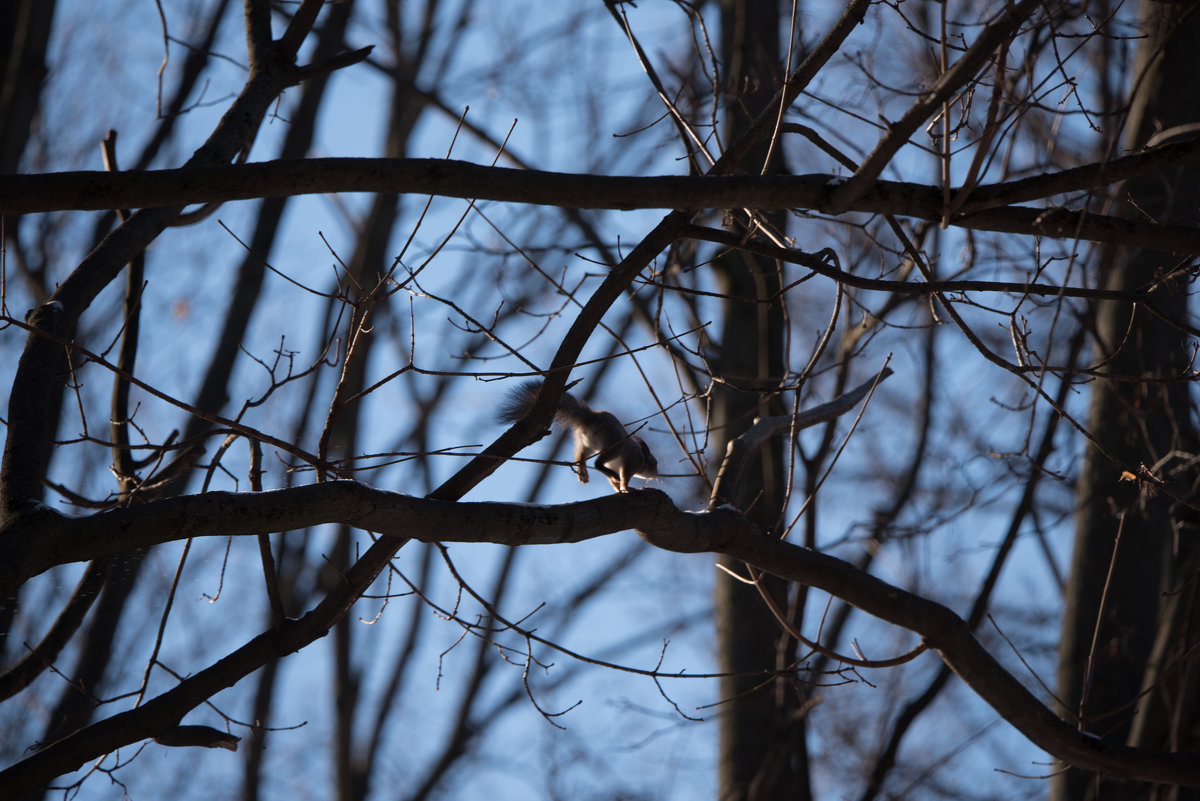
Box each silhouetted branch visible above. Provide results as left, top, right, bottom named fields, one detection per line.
left=6, top=157, right=1200, bottom=252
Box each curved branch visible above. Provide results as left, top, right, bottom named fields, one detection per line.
left=636, top=500, right=1200, bottom=788
left=0, top=559, right=108, bottom=700
left=3, top=485, right=1199, bottom=790
left=681, top=223, right=1148, bottom=302
left=733, top=562, right=927, bottom=669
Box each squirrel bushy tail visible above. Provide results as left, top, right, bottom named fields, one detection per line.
left=497, top=380, right=590, bottom=427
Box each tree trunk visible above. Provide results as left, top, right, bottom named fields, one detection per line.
left=1053, top=4, right=1200, bottom=800
left=711, top=3, right=810, bottom=799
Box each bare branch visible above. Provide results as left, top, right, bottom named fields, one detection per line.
left=7, top=156, right=1200, bottom=252
left=3, top=484, right=1199, bottom=790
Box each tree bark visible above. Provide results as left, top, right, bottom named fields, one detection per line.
left=711, top=3, right=809, bottom=799
left=1054, top=3, right=1200, bottom=800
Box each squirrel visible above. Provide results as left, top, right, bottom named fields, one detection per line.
left=498, top=380, right=658, bottom=492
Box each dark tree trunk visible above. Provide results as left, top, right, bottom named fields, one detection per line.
left=711, top=3, right=810, bottom=799
left=1054, top=4, right=1200, bottom=800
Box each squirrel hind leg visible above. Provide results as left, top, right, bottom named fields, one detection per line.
left=592, top=457, right=627, bottom=492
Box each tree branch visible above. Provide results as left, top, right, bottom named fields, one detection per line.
left=828, top=0, right=1043, bottom=212
left=2, top=484, right=1198, bottom=790
left=6, top=157, right=1200, bottom=252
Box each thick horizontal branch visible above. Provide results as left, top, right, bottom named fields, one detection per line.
left=963, top=135, right=1200, bottom=211
left=2, top=483, right=1199, bottom=788
left=0, top=483, right=655, bottom=591
left=3, top=158, right=1199, bottom=253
